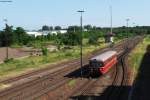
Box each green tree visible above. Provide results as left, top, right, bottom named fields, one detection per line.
left=49, top=26, right=53, bottom=31
left=13, top=27, right=29, bottom=45
left=1, top=24, right=13, bottom=46
left=84, top=25, right=92, bottom=31
left=67, top=26, right=80, bottom=32
left=42, top=25, right=50, bottom=31
left=55, top=26, right=61, bottom=30
left=88, top=30, right=100, bottom=45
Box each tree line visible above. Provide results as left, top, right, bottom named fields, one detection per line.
left=0, top=24, right=149, bottom=48
left=0, top=24, right=32, bottom=47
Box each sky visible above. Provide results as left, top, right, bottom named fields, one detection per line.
left=0, top=0, right=150, bottom=30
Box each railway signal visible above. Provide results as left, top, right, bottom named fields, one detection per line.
left=77, top=10, right=85, bottom=79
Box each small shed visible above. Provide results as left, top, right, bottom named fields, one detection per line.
left=104, top=32, right=115, bottom=43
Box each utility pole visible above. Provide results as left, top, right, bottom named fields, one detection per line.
left=108, top=0, right=113, bottom=34
left=110, top=5, right=113, bottom=34
left=4, top=19, right=9, bottom=60
left=133, top=22, right=136, bottom=27
left=126, top=18, right=130, bottom=50
left=77, top=10, right=85, bottom=79
left=0, top=0, right=12, bottom=60
left=126, top=19, right=130, bottom=38
left=109, top=4, right=114, bottom=47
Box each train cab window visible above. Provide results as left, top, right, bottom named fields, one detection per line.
left=98, top=62, right=103, bottom=67
left=90, top=60, right=103, bottom=68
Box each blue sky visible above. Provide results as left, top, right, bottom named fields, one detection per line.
left=0, top=0, right=149, bottom=30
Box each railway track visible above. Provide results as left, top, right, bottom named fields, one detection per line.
left=67, top=49, right=124, bottom=100
left=0, top=37, right=127, bottom=84
left=68, top=65, right=117, bottom=100
left=0, top=59, right=80, bottom=83
left=102, top=54, right=128, bottom=100
left=102, top=36, right=144, bottom=100
left=0, top=36, right=143, bottom=100
left=0, top=45, right=111, bottom=100
left=67, top=36, right=144, bottom=100
left=34, top=38, right=131, bottom=100
left=0, top=59, right=89, bottom=100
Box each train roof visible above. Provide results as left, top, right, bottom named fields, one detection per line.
left=91, top=50, right=117, bottom=62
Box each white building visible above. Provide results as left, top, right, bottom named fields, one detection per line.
left=58, top=30, right=67, bottom=34
left=27, top=32, right=43, bottom=37
left=26, top=30, right=67, bottom=37
left=48, top=30, right=67, bottom=34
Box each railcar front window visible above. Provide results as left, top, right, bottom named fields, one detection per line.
left=98, top=63, right=103, bottom=67
left=90, top=61, right=103, bottom=68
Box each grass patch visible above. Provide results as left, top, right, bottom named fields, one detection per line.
left=128, top=36, right=150, bottom=74
left=0, top=37, right=119, bottom=79
left=11, top=44, right=22, bottom=48
left=0, top=83, right=12, bottom=90
left=0, top=44, right=105, bottom=79
left=68, top=80, right=76, bottom=88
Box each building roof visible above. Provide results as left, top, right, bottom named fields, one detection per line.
left=105, top=32, right=115, bottom=36
left=26, top=32, right=43, bottom=37
left=27, top=32, right=42, bottom=34
left=26, top=30, right=67, bottom=37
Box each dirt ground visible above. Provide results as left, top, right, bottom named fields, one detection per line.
left=0, top=47, right=30, bottom=62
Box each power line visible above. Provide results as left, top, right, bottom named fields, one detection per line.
left=0, top=1, right=12, bottom=2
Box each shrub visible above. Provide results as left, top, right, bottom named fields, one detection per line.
left=64, top=51, right=72, bottom=57
left=4, top=58, right=14, bottom=63
left=41, top=47, right=48, bottom=56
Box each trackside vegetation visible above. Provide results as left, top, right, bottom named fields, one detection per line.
left=128, top=35, right=150, bottom=76
left=0, top=42, right=106, bottom=79
left=0, top=24, right=149, bottom=79
left=0, top=25, right=150, bottom=48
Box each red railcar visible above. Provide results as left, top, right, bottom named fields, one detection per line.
left=89, top=50, right=117, bottom=75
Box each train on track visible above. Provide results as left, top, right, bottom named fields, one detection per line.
left=89, top=50, right=118, bottom=75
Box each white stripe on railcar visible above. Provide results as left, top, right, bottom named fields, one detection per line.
left=91, top=51, right=117, bottom=62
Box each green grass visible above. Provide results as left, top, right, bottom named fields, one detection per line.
left=0, top=42, right=106, bottom=79
left=0, top=37, right=121, bottom=79
left=10, top=43, right=22, bottom=48
left=68, top=79, right=77, bottom=88
left=128, top=36, right=150, bottom=74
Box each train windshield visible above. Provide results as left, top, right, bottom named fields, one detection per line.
left=98, top=63, right=103, bottom=67
left=90, top=60, right=103, bottom=68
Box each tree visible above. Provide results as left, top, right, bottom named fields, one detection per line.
left=2, top=24, right=13, bottom=46
left=67, top=26, right=80, bottom=32
left=13, top=27, right=29, bottom=45
left=92, top=26, right=97, bottom=30
left=84, top=25, right=92, bottom=31
left=49, top=26, right=53, bottom=31
left=88, top=30, right=100, bottom=45
left=55, top=26, right=61, bottom=30
left=42, top=25, right=50, bottom=31
left=61, top=32, right=80, bottom=46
